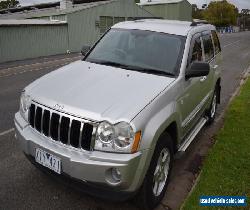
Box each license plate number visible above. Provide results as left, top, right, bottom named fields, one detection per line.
left=35, top=148, right=61, bottom=174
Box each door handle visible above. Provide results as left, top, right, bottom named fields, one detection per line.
left=200, top=76, right=207, bottom=82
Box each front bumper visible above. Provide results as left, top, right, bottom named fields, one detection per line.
left=14, top=112, right=149, bottom=196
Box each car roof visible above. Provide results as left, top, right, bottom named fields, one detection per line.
left=112, top=19, right=215, bottom=36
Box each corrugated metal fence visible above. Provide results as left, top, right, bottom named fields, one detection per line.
left=0, top=23, right=69, bottom=63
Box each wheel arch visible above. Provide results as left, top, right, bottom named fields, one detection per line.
left=163, top=121, right=178, bottom=153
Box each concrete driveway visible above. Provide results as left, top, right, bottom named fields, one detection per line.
left=0, top=32, right=250, bottom=210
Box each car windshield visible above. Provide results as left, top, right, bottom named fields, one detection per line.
left=85, top=28, right=185, bottom=76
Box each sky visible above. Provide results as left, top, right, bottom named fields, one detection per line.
left=188, top=0, right=250, bottom=10
left=1, top=0, right=250, bottom=10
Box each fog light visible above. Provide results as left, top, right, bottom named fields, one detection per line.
left=111, top=168, right=121, bottom=182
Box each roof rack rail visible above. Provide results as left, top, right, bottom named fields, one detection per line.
left=191, top=20, right=209, bottom=26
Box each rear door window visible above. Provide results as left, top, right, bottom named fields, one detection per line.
left=202, top=33, right=214, bottom=62
left=212, top=30, right=221, bottom=54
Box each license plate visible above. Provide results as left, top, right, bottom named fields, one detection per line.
left=35, top=148, right=61, bottom=174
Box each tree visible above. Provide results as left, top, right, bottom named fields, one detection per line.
left=0, top=0, right=20, bottom=10
left=192, top=4, right=204, bottom=20
left=203, top=0, right=238, bottom=27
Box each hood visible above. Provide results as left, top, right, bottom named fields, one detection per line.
left=26, top=60, right=175, bottom=123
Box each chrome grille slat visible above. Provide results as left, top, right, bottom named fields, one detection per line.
left=33, top=105, right=37, bottom=128
left=48, top=111, right=52, bottom=137
left=58, top=115, right=62, bottom=141
left=41, top=108, right=44, bottom=134
left=90, top=126, right=97, bottom=150
left=67, top=118, right=72, bottom=145
left=79, top=122, right=84, bottom=148
left=28, top=102, right=95, bottom=151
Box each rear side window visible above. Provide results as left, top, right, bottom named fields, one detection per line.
left=191, top=37, right=203, bottom=63
left=202, top=34, right=214, bottom=62
left=212, top=30, right=221, bottom=54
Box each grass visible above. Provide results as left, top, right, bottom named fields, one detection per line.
left=182, top=79, right=250, bottom=210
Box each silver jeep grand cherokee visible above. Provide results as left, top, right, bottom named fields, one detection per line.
left=15, top=19, right=221, bottom=209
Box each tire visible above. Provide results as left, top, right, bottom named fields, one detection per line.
left=136, top=133, right=173, bottom=210
left=206, top=86, right=219, bottom=125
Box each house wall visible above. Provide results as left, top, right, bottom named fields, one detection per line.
left=0, top=24, right=68, bottom=63
left=0, top=0, right=154, bottom=63
left=67, top=0, right=154, bottom=52
left=141, top=3, right=180, bottom=20
left=179, top=0, right=192, bottom=21
left=140, top=0, right=192, bottom=21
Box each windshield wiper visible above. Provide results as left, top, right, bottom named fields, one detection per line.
left=133, top=68, right=176, bottom=77
left=91, top=60, right=128, bottom=68
left=124, top=65, right=175, bottom=77
left=90, top=60, right=175, bottom=77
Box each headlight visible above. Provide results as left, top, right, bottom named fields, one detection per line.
left=20, top=91, right=31, bottom=121
left=94, top=121, right=141, bottom=153
left=96, top=121, right=116, bottom=144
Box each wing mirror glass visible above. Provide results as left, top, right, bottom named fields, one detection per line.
left=186, top=61, right=210, bottom=79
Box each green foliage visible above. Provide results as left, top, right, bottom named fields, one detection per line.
left=192, top=4, right=204, bottom=20
left=0, top=0, right=19, bottom=10
left=183, top=79, right=250, bottom=210
left=204, top=0, right=238, bottom=27
left=192, top=0, right=238, bottom=27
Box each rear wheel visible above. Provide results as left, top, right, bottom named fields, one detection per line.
left=136, top=133, right=173, bottom=210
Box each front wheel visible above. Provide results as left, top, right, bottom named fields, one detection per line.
left=136, top=133, right=173, bottom=210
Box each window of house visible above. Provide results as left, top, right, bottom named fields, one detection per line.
left=99, top=16, right=125, bottom=35
left=100, top=16, right=114, bottom=35
left=127, top=17, right=134, bottom=21
left=114, top=17, right=125, bottom=24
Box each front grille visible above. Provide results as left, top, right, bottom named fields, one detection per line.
left=29, top=103, right=94, bottom=151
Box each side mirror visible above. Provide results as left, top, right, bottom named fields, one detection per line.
left=81, top=45, right=91, bottom=56
left=186, top=61, right=210, bottom=79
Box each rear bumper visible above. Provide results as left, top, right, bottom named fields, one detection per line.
left=14, top=112, right=150, bottom=196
